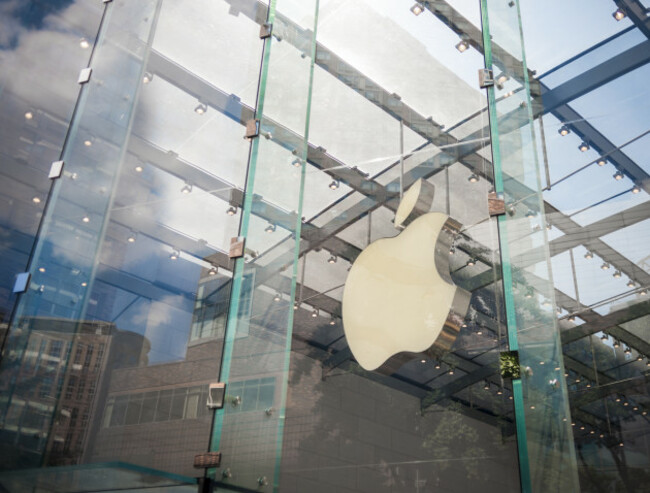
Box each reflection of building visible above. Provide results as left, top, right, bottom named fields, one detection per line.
left=0, top=318, right=146, bottom=469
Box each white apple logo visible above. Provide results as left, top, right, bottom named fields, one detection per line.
left=342, top=179, right=470, bottom=372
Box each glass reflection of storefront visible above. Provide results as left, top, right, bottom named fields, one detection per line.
left=0, top=1, right=648, bottom=492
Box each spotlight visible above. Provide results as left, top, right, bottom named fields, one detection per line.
left=584, top=251, right=593, bottom=260
left=600, top=262, right=610, bottom=270
left=311, top=309, right=318, bottom=318
left=455, top=39, right=469, bottom=53
left=420, top=359, right=427, bottom=364
left=600, top=333, right=608, bottom=341
left=558, top=125, right=570, bottom=136
left=127, top=231, right=137, bottom=243
left=496, top=388, right=503, bottom=396
left=170, top=249, right=180, bottom=260
left=637, top=354, right=643, bottom=362
left=38, top=267, right=46, bottom=273
left=641, top=288, right=648, bottom=296
left=327, top=255, right=337, bottom=264
left=466, top=257, right=476, bottom=267
left=448, top=367, right=455, bottom=375
left=181, top=182, right=193, bottom=194
left=24, top=110, right=34, bottom=120
left=329, top=179, right=340, bottom=190
left=143, top=72, right=153, bottom=84
left=434, top=361, right=441, bottom=370
left=208, top=266, right=217, bottom=276
left=79, top=38, right=90, bottom=49
left=82, top=213, right=90, bottom=223
left=467, top=173, right=479, bottom=183
left=484, top=381, right=490, bottom=390
left=273, top=292, right=282, bottom=302
left=134, top=164, right=143, bottom=173
left=410, top=2, right=424, bottom=15
left=194, top=102, right=208, bottom=115
left=578, top=141, right=590, bottom=152
left=597, top=158, right=606, bottom=166
left=624, top=346, right=631, bottom=355
left=612, top=8, right=626, bottom=20
left=226, top=206, right=237, bottom=216
left=83, top=137, right=94, bottom=147
left=627, top=279, right=636, bottom=288
left=613, top=339, right=620, bottom=349
left=631, top=185, right=641, bottom=194
left=291, top=158, right=302, bottom=168
left=329, top=317, right=336, bottom=326
left=264, top=223, right=276, bottom=234
left=32, top=197, right=41, bottom=204
left=613, top=171, right=624, bottom=180
left=81, top=282, right=87, bottom=287
left=613, top=270, right=622, bottom=278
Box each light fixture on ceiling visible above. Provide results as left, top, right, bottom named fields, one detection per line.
left=641, top=288, right=648, bottom=296
left=127, top=231, right=137, bottom=243
left=496, top=388, right=503, bottom=396
left=448, top=367, right=455, bottom=375
left=597, top=158, right=606, bottom=166
left=613, top=339, right=620, bottom=349
left=558, top=125, right=570, bottom=136
left=483, top=381, right=490, bottom=390
left=631, top=185, right=641, bottom=194
left=455, top=39, right=470, bottom=53
left=83, top=136, right=94, bottom=147
left=226, top=206, right=237, bottom=216
left=273, top=292, right=281, bottom=302
left=613, top=270, right=622, bottom=278
left=612, top=8, right=626, bottom=20
left=143, top=72, right=153, bottom=84
left=291, top=158, right=302, bottom=168
left=466, top=257, right=476, bottom=267
left=327, top=254, right=337, bottom=264
left=601, top=262, right=610, bottom=270
left=79, top=38, right=90, bottom=49
left=311, top=309, right=318, bottom=318
left=578, top=141, right=590, bottom=152
left=525, top=209, right=536, bottom=218
left=434, top=361, right=441, bottom=370
left=181, top=182, right=193, bottom=194
left=449, top=245, right=456, bottom=255
left=584, top=251, right=593, bottom=259
left=637, top=354, right=644, bottom=362
left=613, top=171, right=624, bottom=180
left=600, top=332, right=608, bottom=341
left=134, top=164, right=143, bottom=173
left=329, top=179, right=340, bottom=190
left=545, top=222, right=552, bottom=230
left=264, top=223, right=276, bottom=234
left=82, top=212, right=90, bottom=223
left=476, top=325, right=484, bottom=335
left=170, top=249, right=180, bottom=260
left=293, top=302, right=299, bottom=311
left=627, top=279, right=636, bottom=288
left=567, top=315, right=575, bottom=322
left=38, top=267, right=46, bottom=273
left=525, top=287, right=534, bottom=299
left=420, top=358, right=426, bottom=364
left=32, top=196, right=41, bottom=204
left=24, top=110, right=34, bottom=120
left=624, top=346, right=632, bottom=355
left=194, top=102, right=208, bottom=115
left=410, top=2, right=424, bottom=15
left=208, top=266, right=217, bottom=276
left=467, top=173, right=479, bottom=183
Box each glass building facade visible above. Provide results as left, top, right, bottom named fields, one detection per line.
left=0, top=0, right=648, bottom=491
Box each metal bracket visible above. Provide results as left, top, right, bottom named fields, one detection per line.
left=206, top=382, right=226, bottom=409
left=49, top=160, right=64, bottom=179
left=78, top=67, right=92, bottom=84
left=229, top=236, right=245, bottom=258
left=488, top=191, right=505, bottom=216
left=193, top=452, right=222, bottom=469
left=244, top=119, right=260, bottom=140
left=478, top=68, right=494, bottom=89
left=13, top=273, right=31, bottom=293
left=260, top=22, right=273, bottom=39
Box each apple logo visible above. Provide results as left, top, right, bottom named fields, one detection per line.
left=342, top=179, right=471, bottom=373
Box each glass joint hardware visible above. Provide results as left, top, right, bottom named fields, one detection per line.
left=206, top=382, right=226, bottom=410
left=229, top=236, right=246, bottom=259
left=13, top=272, right=31, bottom=293
left=77, top=67, right=92, bottom=84
left=478, top=68, right=494, bottom=89
left=49, top=160, right=65, bottom=179
left=193, top=451, right=222, bottom=469
left=257, top=476, right=268, bottom=487
left=244, top=119, right=260, bottom=140
left=488, top=191, right=506, bottom=217
left=259, top=22, right=273, bottom=39
left=222, top=468, right=232, bottom=479
left=264, top=407, right=274, bottom=416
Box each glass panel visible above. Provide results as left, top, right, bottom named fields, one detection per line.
left=482, top=0, right=580, bottom=490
